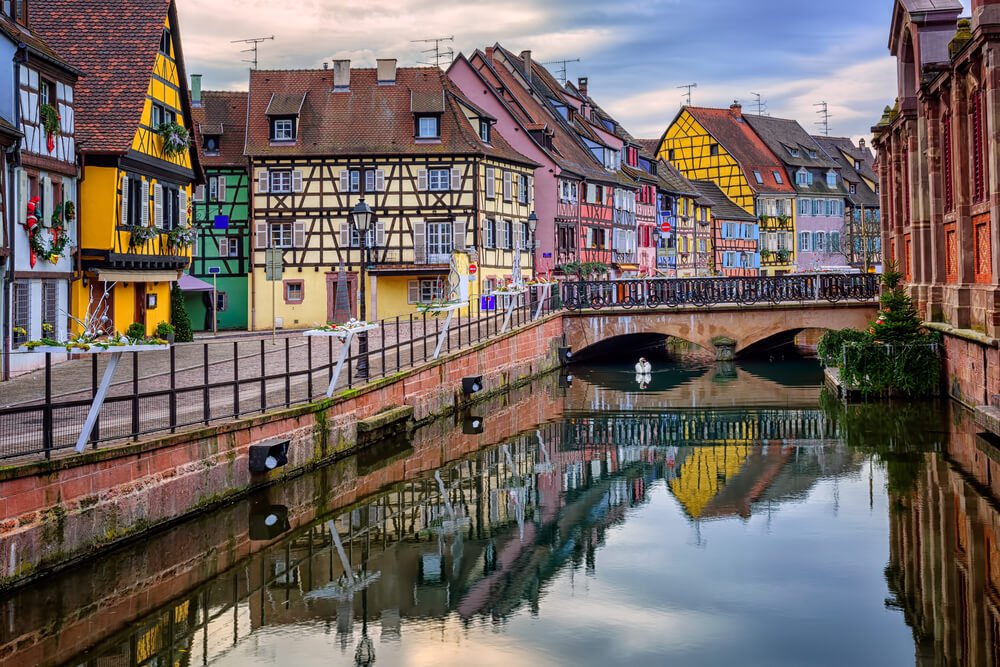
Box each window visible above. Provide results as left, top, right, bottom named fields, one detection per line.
left=218, top=237, right=239, bottom=257
left=799, top=199, right=809, bottom=215
left=151, top=103, right=164, bottom=128
left=485, top=219, right=496, bottom=248
left=408, top=279, right=444, bottom=304
left=417, top=115, right=439, bottom=138
left=518, top=174, right=528, bottom=204
left=826, top=171, right=837, bottom=188
left=586, top=183, right=602, bottom=203
left=479, top=121, right=491, bottom=143
left=283, top=280, right=304, bottom=304
left=830, top=231, right=841, bottom=253
left=772, top=171, right=783, bottom=184
left=208, top=177, right=218, bottom=202
left=271, top=118, right=295, bottom=141
left=12, top=281, right=29, bottom=344
left=42, top=282, right=59, bottom=336
left=753, top=171, right=763, bottom=184
left=807, top=150, right=817, bottom=159
left=161, top=187, right=181, bottom=231
left=270, top=170, right=292, bottom=194
left=668, top=149, right=676, bottom=161
left=364, top=169, right=385, bottom=193
left=796, top=170, right=808, bottom=186
left=428, top=168, right=449, bottom=191
left=849, top=183, right=857, bottom=195
left=270, top=222, right=293, bottom=248
left=787, top=146, right=800, bottom=158
left=160, top=28, right=171, bottom=55
left=215, top=291, right=228, bottom=312
left=203, top=135, right=220, bottom=154
left=427, top=221, right=452, bottom=261
left=709, top=144, right=719, bottom=157
left=39, top=78, right=54, bottom=107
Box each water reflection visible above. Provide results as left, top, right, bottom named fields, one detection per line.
left=8, top=365, right=1000, bottom=666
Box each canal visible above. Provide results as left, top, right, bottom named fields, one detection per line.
left=1, top=357, right=997, bottom=666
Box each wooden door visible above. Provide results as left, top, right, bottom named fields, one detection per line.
left=325, top=272, right=358, bottom=323
left=134, top=284, right=147, bottom=328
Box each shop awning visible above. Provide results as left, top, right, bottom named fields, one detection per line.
left=177, top=273, right=215, bottom=292
left=94, top=269, right=182, bottom=283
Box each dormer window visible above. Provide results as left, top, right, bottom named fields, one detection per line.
left=753, top=171, right=763, bottom=184
left=159, top=28, right=171, bottom=56
left=479, top=120, right=491, bottom=144
left=826, top=171, right=837, bottom=188
left=787, top=146, right=800, bottom=158
left=796, top=169, right=813, bottom=186
left=773, top=171, right=783, bottom=184
left=416, top=115, right=440, bottom=139
left=203, top=135, right=220, bottom=155
left=807, top=149, right=818, bottom=159
left=271, top=117, right=295, bottom=142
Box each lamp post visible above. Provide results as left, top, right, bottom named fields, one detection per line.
left=351, top=198, right=374, bottom=380
left=527, top=211, right=538, bottom=280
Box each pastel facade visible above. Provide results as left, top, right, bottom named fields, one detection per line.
left=245, top=63, right=536, bottom=329
left=34, top=0, right=200, bottom=336
left=694, top=180, right=760, bottom=277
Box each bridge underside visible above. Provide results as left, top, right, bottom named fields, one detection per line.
left=563, top=303, right=877, bottom=361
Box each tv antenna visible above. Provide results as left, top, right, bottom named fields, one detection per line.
left=412, top=35, right=454, bottom=68
left=678, top=82, right=697, bottom=106
left=751, top=91, right=769, bottom=116
left=231, top=36, right=274, bottom=70
left=814, top=101, right=832, bottom=136
left=542, top=58, right=581, bottom=84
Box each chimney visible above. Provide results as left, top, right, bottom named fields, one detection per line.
left=578, top=76, right=588, bottom=98
left=190, top=74, right=202, bottom=107
left=332, top=60, right=351, bottom=92
left=376, top=58, right=397, bottom=85
left=858, top=138, right=866, bottom=150
left=520, top=50, right=532, bottom=83
left=729, top=101, right=742, bottom=118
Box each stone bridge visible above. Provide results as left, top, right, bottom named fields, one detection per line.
left=563, top=302, right=877, bottom=359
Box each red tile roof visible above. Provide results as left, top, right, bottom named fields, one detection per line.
left=191, top=91, right=247, bottom=169
left=244, top=66, right=536, bottom=166
left=0, top=14, right=79, bottom=76
left=679, top=106, right=793, bottom=195
left=31, top=0, right=177, bottom=153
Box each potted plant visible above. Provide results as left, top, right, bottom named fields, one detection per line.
left=128, top=223, right=159, bottom=248
left=155, top=121, right=191, bottom=159
left=125, top=322, right=146, bottom=342
left=155, top=321, right=176, bottom=344
left=167, top=224, right=197, bottom=251
left=776, top=249, right=790, bottom=263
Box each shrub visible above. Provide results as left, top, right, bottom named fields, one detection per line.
left=125, top=322, right=146, bottom=340
left=155, top=321, right=175, bottom=338
left=170, top=284, right=194, bottom=342
left=817, top=328, right=868, bottom=367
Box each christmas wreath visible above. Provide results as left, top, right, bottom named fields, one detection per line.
left=39, top=103, right=60, bottom=153
left=23, top=196, right=69, bottom=267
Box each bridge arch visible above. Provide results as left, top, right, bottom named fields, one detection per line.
left=563, top=304, right=876, bottom=360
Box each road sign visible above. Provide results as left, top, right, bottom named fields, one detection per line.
left=469, top=262, right=478, bottom=276
left=660, top=220, right=672, bottom=233
left=207, top=267, right=221, bottom=275
left=265, top=248, right=284, bottom=281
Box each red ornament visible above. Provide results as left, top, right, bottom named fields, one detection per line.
left=47, top=133, right=55, bottom=153
left=25, top=196, right=41, bottom=267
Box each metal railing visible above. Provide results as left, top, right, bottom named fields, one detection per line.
left=561, top=273, right=879, bottom=310
left=0, top=289, right=559, bottom=461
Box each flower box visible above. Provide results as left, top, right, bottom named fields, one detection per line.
left=417, top=301, right=469, bottom=314
left=304, top=322, right=379, bottom=339
left=15, top=345, right=71, bottom=354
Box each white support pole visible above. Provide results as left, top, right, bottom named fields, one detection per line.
left=75, top=351, right=123, bottom=453
left=326, top=519, right=356, bottom=586
left=325, top=331, right=355, bottom=398
left=533, top=284, right=551, bottom=321
left=500, top=294, right=518, bottom=333
left=432, top=310, right=455, bottom=360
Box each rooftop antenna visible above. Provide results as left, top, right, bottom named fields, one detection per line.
left=750, top=91, right=769, bottom=116
left=678, top=82, right=697, bottom=107
left=541, top=58, right=581, bottom=85
left=814, top=101, right=832, bottom=136
left=231, top=36, right=274, bottom=70
left=411, top=35, right=454, bottom=69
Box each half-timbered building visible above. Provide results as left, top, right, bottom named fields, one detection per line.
left=694, top=180, right=760, bottom=277
left=189, top=84, right=250, bottom=330
left=34, top=0, right=201, bottom=334
left=0, top=1, right=78, bottom=376
left=245, top=61, right=537, bottom=328
left=659, top=103, right=796, bottom=275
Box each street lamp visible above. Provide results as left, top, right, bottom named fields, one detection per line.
left=351, top=197, right=374, bottom=379
left=527, top=210, right=538, bottom=280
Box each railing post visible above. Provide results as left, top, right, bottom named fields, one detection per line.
left=169, top=345, right=177, bottom=432
left=284, top=337, right=291, bottom=407
left=233, top=341, right=241, bottom=416
left=306, top=336, right=313, bottom=400
left=42, top=353, right=52, bottom=457
left=395, top=316, right=401, bottom=372
left=259, top=339, right=266, bottom=414
left=132, top=351, right=140, bottom=438
left=203, top=344, right=210, bottom=424
left=91, top=353, right=100, bottom=444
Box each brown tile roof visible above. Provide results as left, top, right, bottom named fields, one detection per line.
left=635, top=138, right=661, bottom=158
left=31, top=0, right=179, bottom=153
left=191, top=90, right=247, bottom=169
left=0, top=14, right=79, bottom=76
left=812, top=135, right=879, bottom=207
left=655, top=159, right=700, bottom=197
left=678, top=106, right=794, bottom=195
left=244, top=66, right=536, bottom=166
left=691, top=180, right=757, bottom=222
left=265, top=93, right=307, bottom=116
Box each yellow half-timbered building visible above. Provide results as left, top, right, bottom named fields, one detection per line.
left=34, top=0, right=201, bottom=334
left=246, top=61, right=537, bottom=329
left=658, top=104, right=796, bottom=275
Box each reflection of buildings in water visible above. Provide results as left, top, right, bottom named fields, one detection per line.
left=71, top=408, right=846, bottom=666
left=887, top=441, right=1000, bottom=667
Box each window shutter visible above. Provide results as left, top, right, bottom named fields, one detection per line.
left=451, top=167, right=462, bottom=191
left=153, top=184, right=163, bottom=229
left=140, top=180, right=150, bottom=226
left=217, top=176, right=226, bottom=202
left=257, top=170, right=268, bottom=194
left=339, top=222, right=350, bottom=247
left=18, top=170, right=28, bottom=224
left=418, top=169, right=428, bottom=191
left=194, top=184, right=205, bottom=202
left=412, top=222, right=426, bottom=263
left=503, top=171, right=512, bottom=201
left=376, top=169, right=385, bottom=192
left=254, top=221, right=268, bottom=249
left=527, top=176, right=534, bottom=204
left=292, top=170, right=303, bottom=193
left=453, top=219, right=466, bottom=251
left=293, top=220, right=306, bottom=247
left=339, top=170, right=350, bottom=192
left=376, top=221, right=386, bottom=247
left=586, top=227, right=593, bottom=248
left=486, top=167, right=495, bottom=198
left=119, top=174, right=129, bottom=225
left=41, top=176, right=52, bottom=227
left=408, top=280, right=419, bottom=304
left=179, top=190, right=188, bottom=227
left=218, top=238, right=228, bottom=256
left=365, top=170, right=374, bottom=192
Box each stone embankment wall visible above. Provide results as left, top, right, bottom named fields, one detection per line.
left=0, top=315, right=565, bottom=591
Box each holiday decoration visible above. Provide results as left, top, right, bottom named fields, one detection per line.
left=23, top=199, right=70, bottom=267
left=155, top=121, right=190, bottom=158
left=39, top=103, right=60, bottom=153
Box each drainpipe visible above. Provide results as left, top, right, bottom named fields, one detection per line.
left=3, top=46, right=27, bottom=380
left=249, top=157, right=257, bottom=331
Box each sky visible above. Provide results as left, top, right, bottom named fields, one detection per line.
left=176, top=0, right=974, bottom=143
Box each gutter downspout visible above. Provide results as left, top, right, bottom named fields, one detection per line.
left=3, top=46, right=27, bottom=381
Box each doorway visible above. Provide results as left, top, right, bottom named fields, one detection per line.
left=134, top=284, right=147, bottom=329
left=326, top=272, right=358, bottom=323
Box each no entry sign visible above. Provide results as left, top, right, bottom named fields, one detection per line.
left=469, top=263, right=478, bottom=275
left=660, top=220, right=672, bottom=233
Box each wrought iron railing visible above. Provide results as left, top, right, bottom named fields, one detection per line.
left=561, top=273, right=880, bottom=310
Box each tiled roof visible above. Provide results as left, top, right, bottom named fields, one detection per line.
left=691, top=180, right=757, bottom=221
left=245, top=66, right=536, bottom=166
left=471, top=46, right=613, bottom=183
left=655, top=159, right=700, bottom=197
left=192, top=90, right=247, bottom=169
left=265, top=93, right=306, bottom=116
left=679, top=106, right=793, bottom=195
left=742, top=114, right=839, bottom=169
left=31, top=0, right=175, bottom=152
left=635, top=138, right=661, bottom=158
left=812, top=135, right=880, bottom=207
left=0, top=14, right=80, bottom=76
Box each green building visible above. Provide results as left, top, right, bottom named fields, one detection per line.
left=186, top=85, right=249, bottom=331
